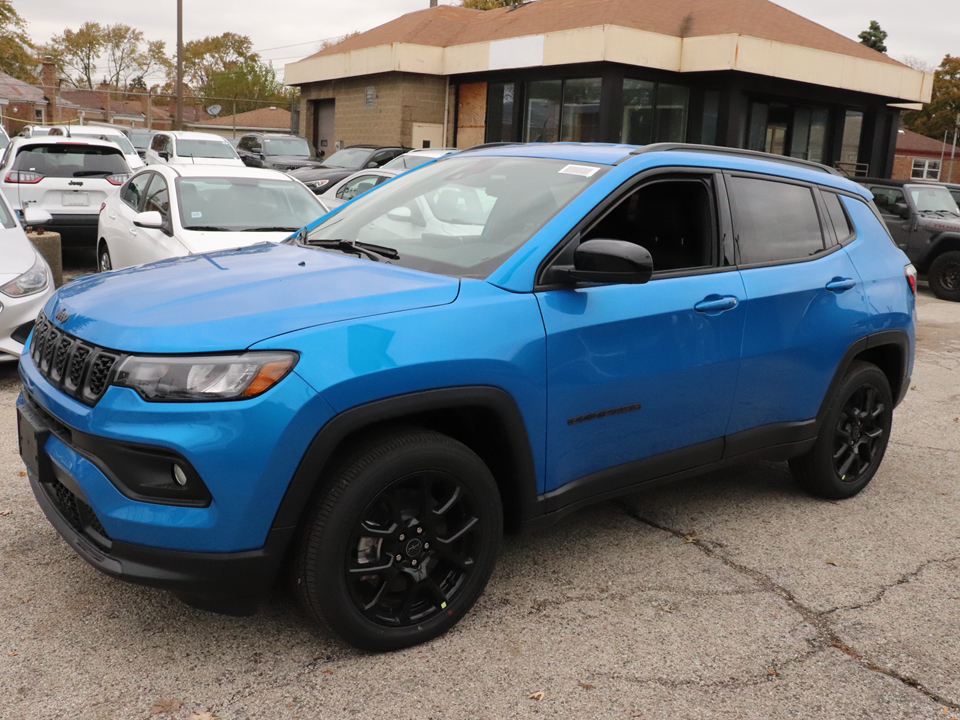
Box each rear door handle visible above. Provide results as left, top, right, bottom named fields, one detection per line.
left=695, top=295, right=739, bottom=313
left=825, top=277, right=856, bottom=292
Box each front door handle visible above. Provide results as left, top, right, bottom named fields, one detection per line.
left=695, top=295, right=739, bottom=313
left=825, top=277, right=856, bottom=293
left=128, top=227, right=138, bottom=236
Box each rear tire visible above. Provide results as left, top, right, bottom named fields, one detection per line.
left=295, top=427, right=502, bottom=651
left=98, top=242, right=113, bottom=273
left=789, top=361, right=893, bottom=499
left=928, top=251, right=960, bottom=302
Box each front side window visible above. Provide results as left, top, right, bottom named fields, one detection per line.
left=729, top=176, right=825, bottom=264
left=150, top=134, right=166, bottom=152
left=337, top=174, right=383, bottom=200
left=303, top=156, right=605, bottom=278
left=143, top=177, right=170, bottom=222
left=582, top=177, right=716, bottom=273
left=911, top=158, right=941, bottom=180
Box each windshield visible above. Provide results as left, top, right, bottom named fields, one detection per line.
left=302, top=155, right=606, bottom=278
left=175, top=139, right=238, bottom=160
left=909, top=186, right=960, bottom=214
left=382, top=154, right=432, bottom=171
left=264, top=137, right=314, bottom=158
left=129, top=132, right=153, bottom=150
left=177, top=176, right=325, bottom=231
left=321, top=147, right=373, bottom=169
left=14, top=145, right=129, bottom=177
left=0, top=194, right=13, bottom=228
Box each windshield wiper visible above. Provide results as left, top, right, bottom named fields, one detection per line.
left=186, top=225, right=232, bottom=232
left=298, top=231, right=399, bottom=261
left=242, top=226, right=302, bottom=232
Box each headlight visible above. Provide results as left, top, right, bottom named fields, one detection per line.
left=113, top=351, right=298, bottom=401
left=1, top=254, right=49, bottom=297
left=308, top=179, right=330, bottom=189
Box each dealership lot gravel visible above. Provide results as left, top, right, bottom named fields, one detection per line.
left=1, top=272, right=958, bottom=720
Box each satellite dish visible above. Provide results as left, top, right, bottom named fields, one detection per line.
left=206, top=104, right=222, bottom=117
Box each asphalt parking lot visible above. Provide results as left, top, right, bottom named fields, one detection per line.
left=1, top=268, right=958, bottom=720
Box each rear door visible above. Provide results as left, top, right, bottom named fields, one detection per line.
left=724, top=173, right=868, bottom=448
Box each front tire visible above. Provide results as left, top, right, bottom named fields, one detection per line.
left=928, top=251, right=960, bottom=302
left=295, top=427, right=503, bottom=651
left=789, top=361, right=893, bottom=499
left=98, top=242, right=113, bottom=272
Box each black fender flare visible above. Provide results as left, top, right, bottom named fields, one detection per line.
left=915, top=233, right=960, bottom=272
left=270, top=385, right=540, bottom=532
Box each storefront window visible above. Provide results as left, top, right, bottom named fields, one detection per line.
left=656, top=84, right=689, bottom=142
left=621, top=79, right=655, bottom=145
left=524, top=80, right=562, bottom=142
left=840, top=110, right=864, bottom=166
left=486, top=83, right=516, bottom=143
left=560, top=78, right=602, bottom=142
left=701, top=91, right=720, bottom=145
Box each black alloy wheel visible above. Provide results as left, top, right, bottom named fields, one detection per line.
left=790, top=361, right=893, bottom=499
left=928, top=251, right=960, bottom=302
left=296, top=427, right=502, bottom=651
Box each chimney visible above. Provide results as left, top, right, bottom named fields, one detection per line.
left=98, top=80, right=112, bottom=123
left=430, top=0, right=437, bottom=6
left=41, top=57, right=58, bottom=123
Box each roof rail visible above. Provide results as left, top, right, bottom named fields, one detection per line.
left=629, top=143, right=841, bottom=176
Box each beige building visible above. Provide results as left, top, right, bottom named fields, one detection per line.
left=285, top=0, right=933, bottom=177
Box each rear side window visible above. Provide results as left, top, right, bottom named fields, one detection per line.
left=121, top=173, right=153, bottom=210
left=822, top=192, right=854, bottom=243
left=14, top=145, right=128, bottom=178
left=729, top=176, right=824, bottom=264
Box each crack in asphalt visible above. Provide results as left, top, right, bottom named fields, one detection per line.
left=889, top=440, right=959, bottom=454
left=824, top=555, right=960, bottom=616
left=617, top=505, right=960, bottom=711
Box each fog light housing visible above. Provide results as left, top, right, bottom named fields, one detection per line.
left=172, top=464, right=188, bottom=487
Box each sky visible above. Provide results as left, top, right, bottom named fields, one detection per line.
left=15, top=0, right=956, bottom=86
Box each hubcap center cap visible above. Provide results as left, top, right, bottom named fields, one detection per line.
left=405, top=538, right=424, bottom=558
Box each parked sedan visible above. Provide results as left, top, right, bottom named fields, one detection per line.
left=321, top=168, right=398, bottom=209
left=0, top=196, right=54, bottom=362
left=97, top=165, right=331, bottom=271
left=288, top=145, right=407, bottom=194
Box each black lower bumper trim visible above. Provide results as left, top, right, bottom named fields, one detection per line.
left=29, top=469, right=294, bottom=609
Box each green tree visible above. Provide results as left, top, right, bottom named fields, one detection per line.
left=181, top=32, right=257, bottom=92
left=902, top=55, right=960, bottom=140
left=49, top=22, right=105, bottom=88
left=461, top=0, right=524, bottom=9
left=858, top=20, right=887, bottom=54
left=0, top=0, right=36, bottom=82
left=202, top=58, right=292, bottom=113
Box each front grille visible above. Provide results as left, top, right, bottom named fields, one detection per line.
left=29, top=313, right=124, bottom=406
left=47, top=477, right=111, bottom=547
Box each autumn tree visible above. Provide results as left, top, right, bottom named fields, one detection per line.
left=0, top=0, right=36, bottom=82
left=48, top=22, right=105, bottom=88
left=201, top=58, right=292, bottom=113
left=181, top=32, right=258, bottom=92
left=102, top=24, right=145, bottom=89
left=858, top=20, right=887, bottom=54
left=902, top=55, right=960, bottom=140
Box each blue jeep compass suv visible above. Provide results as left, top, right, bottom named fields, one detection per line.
left=18, top=143, right=916, bottom=650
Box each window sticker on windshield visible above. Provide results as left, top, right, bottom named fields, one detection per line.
left=559, top=164, right=599, bottom=177
left=191, top=211, right=202, bottom=218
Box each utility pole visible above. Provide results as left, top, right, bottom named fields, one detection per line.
left=950, top=113, right=959, bottom=184
left=176, top=0, right=184, bottom=131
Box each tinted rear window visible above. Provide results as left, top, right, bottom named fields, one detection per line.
left=14, top=145, right=128, bottom=178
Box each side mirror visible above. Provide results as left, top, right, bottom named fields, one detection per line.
left=892, top=201, right=910, bottom=219
left=366, top=160, right=379, bottom=169
left=133, top=211, right=165, bottom=229
left=550, top=239, right=654, bottom=285
left=386, top=206, right=413, bottom=222
left=22, top=207, right=53, bottom=229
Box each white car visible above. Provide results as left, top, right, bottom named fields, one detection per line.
left=322, top=168, right=399, bottom=209
left=48, top=125, right=145, bottom=170
left=0, top=136, right=131, bottom=246
left=0, top=197, right=55, bottom=362
left=97, top=165, right=331, bottom=271
left=145, top=131, right=244, bottom=167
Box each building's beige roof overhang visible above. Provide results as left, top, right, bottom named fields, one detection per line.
left=285, top=25, right=933, bottom=104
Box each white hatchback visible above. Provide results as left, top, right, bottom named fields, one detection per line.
left=97, top=165, right=331, bottom=271
left=0, top=137, right=131, bottom=246
left=145, top=131, right=244, bottom=167
left=0, top=196, right=55, bottom=362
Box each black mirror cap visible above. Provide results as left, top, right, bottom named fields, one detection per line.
left=893, top=202, right=910, bottom=219
left=568, top=238, right=653, bottom=285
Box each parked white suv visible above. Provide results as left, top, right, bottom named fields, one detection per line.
left=48, top=125, right=145, bottom=170
left=0, top=136, right=131, bottom=246
left=145, top=131, right=243, bottom=167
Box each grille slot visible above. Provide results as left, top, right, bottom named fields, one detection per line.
left=47, top=477, right=111, bottom=546
left=28, top=312, right=124, bottom=406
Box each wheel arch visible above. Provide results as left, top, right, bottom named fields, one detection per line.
left=916, top=233, right=960, bottom=273
left=816, top=331, right=911, bottom=429
left=271, top=386, right=539, bottom=537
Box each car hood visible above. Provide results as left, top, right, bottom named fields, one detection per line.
left=267, top=155, right=325, bottom=169
left=176, top=157, right=245, bottom=167
left=47, top=243, right=461, bottom=353
left=288, top=166, right=355, bottom=182
left=0, top=227, right=38, bottom=281
left=917, top=212, right=960, bottom=232
left=177, top=230, right=297, bottom=254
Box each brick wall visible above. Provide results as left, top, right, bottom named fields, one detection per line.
left=298, top=72, right=451, bottom=148
left=893, top=153, right=960, bottom=184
